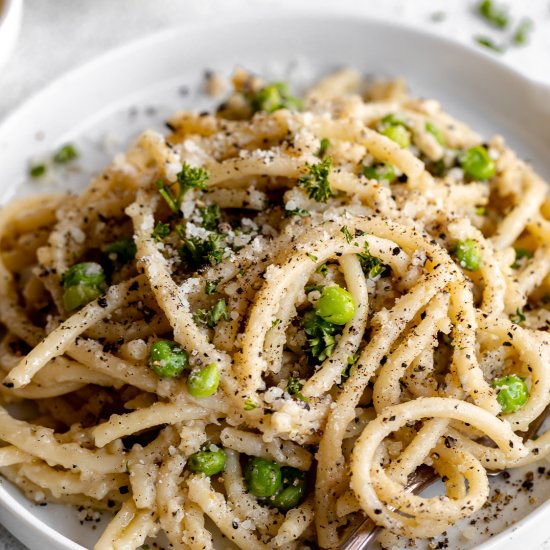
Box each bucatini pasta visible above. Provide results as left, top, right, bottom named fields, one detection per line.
left=0, top=68, right=549, bottom=549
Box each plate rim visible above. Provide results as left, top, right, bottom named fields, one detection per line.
left=0, top=10, right=548, bottom=550
left=1, top=8, right=550, bottom=129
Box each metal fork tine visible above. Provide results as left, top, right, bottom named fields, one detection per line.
left=338, top=404, right=550, bottom=550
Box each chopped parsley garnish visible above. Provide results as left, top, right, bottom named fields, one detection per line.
left=340, top=225, right=353, bottom=244
left=339, top=352, right=359, bottom=387
left=303, top=310, right=339, bottom=363
left=357, top=242, right=388, bottom=279
left=30, top=164, right=46, bottom=178
left=428, top=158, right=448, bottom=178
left=54, top=143, right=79, bottom=164
left=151, top=222, right=171, bottom=242
left=284, top=207, right=310, bottom=218
left=156, top=180, right=179, bottom=212
left=180, top=233, right=224, bottom=269
left=511, top=307, right=526, bottom=325
left=177, top=162, right=209, bottom=195
left=307, top=254, right=318, bottom=262
left=156, top=162, right=209, bottom=213
left=194, top=299, right=229, bottom=328
left=210, top=299, right=229, bottom=326
left=318, top=138, right=330, bottom=158
left=250, top=82, right=302, bottom=114
left=205, top=279, right=220, bottom=295
left=513, top=18, right=533, bottom=45
left=477, top=0, right=509, bottom=29
left=316, top=263, right=328, bottom=277
left=474, top=36, right=505, bottom=53
left=244, top=399, right=257, bottom=411
left=286, top=377, right=308, bottom=402
left=199, top=204, right=221, bottom=231
left=298, top=158, right=333, bottom=203
left=104, top=238, right=137, bottom=264
left=511, top=248, right=533, bottom=269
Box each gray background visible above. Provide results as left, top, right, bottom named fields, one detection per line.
left=0, top=0, right=549, bottom=548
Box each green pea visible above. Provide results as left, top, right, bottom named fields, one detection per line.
left=62, top=285, right=102, bottom=312
left=460, top=145, right=496, bottom=180
left=188, top=448, right=226, bottom=476
left=60, top=262, right=106, bottom=311
left=61, top=262, right=105, bottom=288
left=187, top=362, right=219, bottom=398
left=251, top=82, right=302, bottom=114
left=268, top=467, right=307, bottom=511
left=380, top=113, right=408, bottom=128
left=318, top=137, right=330, bottom=158
left=378, top=114, right=411, bottom=148
left=314, top=285, right=356, bottom=325
left=492, top=374, right=528, bottom=414
left=453, top=239, right=481, bottom=271
left=381, top=125, right=411, bottom=148
left=362, top=163, right=396, bottom=183
left=244, top=458, right=282, bottom=497
left=425, top=122, right=445, bottom=146
left=149, top=341, right=188, bottom=378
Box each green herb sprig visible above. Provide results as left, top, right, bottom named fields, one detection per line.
left=357, top=243, right=388, bottom=279
left=298, top=158, right=333, bottom=203
left=303, top=310, right=339, bottom=363
left=156, top=162, right=209, bottom=213
left=194, top=299, right=229, bottom=328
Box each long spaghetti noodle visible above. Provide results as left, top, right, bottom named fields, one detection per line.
left=0, top=69, right=549, bottom=548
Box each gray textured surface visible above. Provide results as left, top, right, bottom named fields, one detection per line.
left=0, top=0, right=549, bottom=548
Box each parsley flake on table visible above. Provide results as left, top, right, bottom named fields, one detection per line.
left=477, top=0, right=509, bottom=29
left=513, top=18, right=534, bottom=46
left=474, top=36, right=505, bottom=53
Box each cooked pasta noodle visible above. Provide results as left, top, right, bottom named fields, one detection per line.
left=0, top=68, right=549, bottom=549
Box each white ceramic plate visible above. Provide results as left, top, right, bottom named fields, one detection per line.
left=1, top=12, right=550, bottom=550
